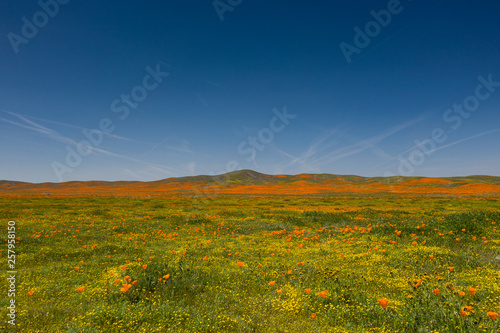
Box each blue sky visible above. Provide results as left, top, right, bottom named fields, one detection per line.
left=1, top=0, right=500, bottom=182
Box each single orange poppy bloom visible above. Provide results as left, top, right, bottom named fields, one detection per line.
left=433, top=289, right=439, bottom=296
left=237, top=262, right=244, bottom=267
left=463, top=306, right=472, bottom=312
left=460, top=310, right=468, bottom=317
left=317, top=290, right=327, bottom=298
left=27, top=291, right=34, bottom=296
left=120, top=284, right=131, bottom=292
left=487, top=312, right=498, bottom=320
left=448, top=267, right=453, bottom=272
left=132, top=280, right=138, bottom=285
left=378, top=298, right=389, bottom=309
left=458, top=291, right=465, bottom=297
left=311, top=313, right=317, bottom=319
left=74, top=267, right=79, bottom=271
left=268, top=281, right=276, bottom=286
left=76, top=287, right=84, bottom=292
left=163, top=274, right=170, bottom=279
left=121, top=266, right=127, bottom=271
left=468, top=287, right=477, bottom=295
left=277, top=289, right=283, bottom=294
left=203, top=256, right=208, bottom=261
left=142, top=264, right=147, bottom=269
left=288, top=270, right=293, bottom=274
left=305, top=288, right=311, bottom=294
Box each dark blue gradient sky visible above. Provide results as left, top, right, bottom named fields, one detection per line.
left=1, top=0, right=500, bottom=182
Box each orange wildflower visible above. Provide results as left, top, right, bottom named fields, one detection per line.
left=163, top=274, right=170, bottom=279
left=76, top=287, right=84, bottom=292
left=304, top=288, right=311, bottom=294
left=378, top=298, right=389, bottom=309
left=487, top=312, right=498, bottom=320
left=448, top=267, right=453, bottom=272
left=458, top=291, right=465, bottom=297
left=317, top=290, right=327, bottom=298
left=27, top=291, right=34, bottom=296
left=268, top=281, right=276, bottom=286
left=237, top=262, right=244, bottom=267
left=433, top=289, right=439, bottom=296
left=142, top=264, right=147, bottom=269
left=468, top=287, right=477, bottom=295
left=277, top=289, right=283, bottom=294
left=120, top=284, right=132, bottom=292
left=311, top=313, right=317, bottom=319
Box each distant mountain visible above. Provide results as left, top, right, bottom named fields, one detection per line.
left=1, top=170, right=499, bottom=197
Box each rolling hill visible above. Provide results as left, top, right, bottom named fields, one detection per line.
left=1, top=170, right=500, bottom=197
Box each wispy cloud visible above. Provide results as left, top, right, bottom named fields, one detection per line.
left=377, top=127, right=500, bottom=173
left=276, top=115, right=427, bottom=172
left=1, top=110, right=183, bottom=177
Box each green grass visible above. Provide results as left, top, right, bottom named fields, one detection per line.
left=0, top=195, right=499, bottom=332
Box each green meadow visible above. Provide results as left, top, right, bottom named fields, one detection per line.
left=1, top=195, right=499, bottom=332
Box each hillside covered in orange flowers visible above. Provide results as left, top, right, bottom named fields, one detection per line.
left=1, top=170, right=500, bottom=197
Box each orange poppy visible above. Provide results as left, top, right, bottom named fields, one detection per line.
left=378, top=298, right=389, bottom=309
left=268, top=281, right=276, bottom=286
left=132, top=280, right=138, bottom=285
left=487, top=312, right=498, bottom=320
left=458, top=291, right=465, bottom=297
left=448, top=267, right=453, bottom=272
left=120, top=266, right=127, bottom=271
left=317, top=290, right=327, bottom=298
left=237, top=262, right=244, bottom=267
left=304, top=288, right=311, bottom=294
left=460, top=310, right=468, bottom=317
left=433, top=289, right=439, bottom=296
left=27, top=291, right=34, bottom=296
left=311, top=313, right=317, bottom=319
left=120, top=284, right=132, bottom=292
left=74, top=267, right=79, bottom=271
left=288, top=270, right=293, bottom=275
left=142, top=264, right=147, bottom=269
left=76, top=287, right=84, bottom=292
left=468, top=287, right=477, bottom=295
left=277, top=289, right=283, bottom=294
left=163, top=274, right=170, bottom=279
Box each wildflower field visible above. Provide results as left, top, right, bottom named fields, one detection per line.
left=1, top=194, right=499, bottom=332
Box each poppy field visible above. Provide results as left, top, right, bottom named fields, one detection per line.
left=1, top=195, right=499, bottom=332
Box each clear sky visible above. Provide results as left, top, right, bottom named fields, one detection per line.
left=1, top=0, right=500, bottom=182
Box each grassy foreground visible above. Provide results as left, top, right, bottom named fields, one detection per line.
left=1, top=195, right=499, bottom=332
